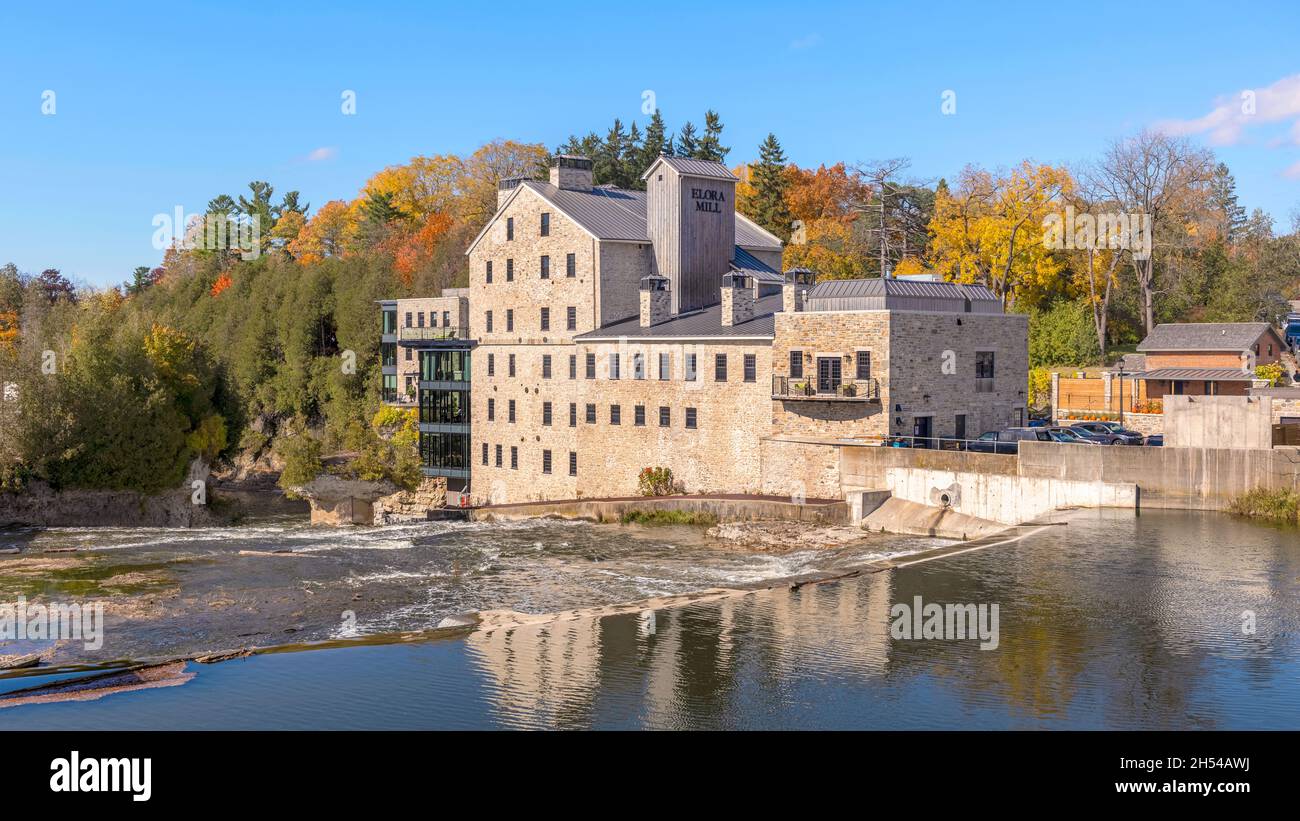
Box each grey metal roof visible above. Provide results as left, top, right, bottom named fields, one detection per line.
left=503, top=180, right=782, bottom=255
left=734, top=215, right=782, bottom=250
left=806, top=278, right=999, bottom=301
left=1137, top=322, right=1277, bottom=352
left=1137, top=367, right=1254, bottom=381
left=641, top=155, right=738, bottom=182
left=576, top=294, right=783, bottom=340
left=731, top=246, right=783, bottom=283
left=524, top=181, right=649, bottom=241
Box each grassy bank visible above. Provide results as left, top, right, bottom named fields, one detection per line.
left=619, top=509, right=718, bottom=527
left=1228, top=488, right=1300, bottom=524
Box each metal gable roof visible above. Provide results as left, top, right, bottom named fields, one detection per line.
left=640, top=155, right=739, bottom=182
left=734, top=213, right=783, bottom=250
left=1137, top=322, right=1278, bottom=352
left=731, top=246, right=783, bottom=283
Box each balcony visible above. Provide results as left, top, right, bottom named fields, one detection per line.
left=772, top=376, right=879, bottom=402
left=399, top=326, right=468, bottom=341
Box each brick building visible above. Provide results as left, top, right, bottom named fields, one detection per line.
left=382, top=154, right=1028, bottom=505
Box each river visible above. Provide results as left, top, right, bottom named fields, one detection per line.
left=2, top=508, right=1298, bottom=729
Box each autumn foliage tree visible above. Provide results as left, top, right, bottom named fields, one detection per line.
left=928, top=161, right=1073, bottom=308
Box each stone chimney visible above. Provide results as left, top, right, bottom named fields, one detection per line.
left=497, top=176, right=526, bottom=210
left=783, top=268, right=814, bottom=313
left=720, top=272, right=755, bottom=327
left=640, top=274, right=671, bottom=327
left=550, top=155, right=593, bottom=192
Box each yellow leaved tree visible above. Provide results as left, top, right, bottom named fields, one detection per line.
left=929, top=161, right=1074, bottom=308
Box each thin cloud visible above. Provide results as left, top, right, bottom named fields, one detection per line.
left=1157, top=73, right=1300, bottom=147
left=1282, top=159, right=1300, bottom=180
left=302, top=146, right=339, bottom=163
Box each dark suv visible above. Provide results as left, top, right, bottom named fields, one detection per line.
left=1069, top=421, right=1144, bottom=445
left=968, top=427, right=1052, bottom=454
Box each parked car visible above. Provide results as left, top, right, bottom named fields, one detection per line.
left=968, top=427, right=1053, bottom=454
left=1046, top=426, right=1104, bottom=444
left=1069, top=421, right=1144, bottom=445
left=1145, top=434, right=1164, bottom=447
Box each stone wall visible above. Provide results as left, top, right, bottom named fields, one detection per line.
left=468, top=185, right=601, bottom=505
left=886, top=311, right=1029, bottom=439
left=758, top=436, right=844, bottom=501
left=571, top=339, right=772, bottom=499
left=771, top=310, right=890, bottom=438
left=769, top=310, right=1028, bottom=442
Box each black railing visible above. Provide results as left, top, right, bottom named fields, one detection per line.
left=399, top=326, right=468, bottom=341
left=771, top=376, right=879, bottom=401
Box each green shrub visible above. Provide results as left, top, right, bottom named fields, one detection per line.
left=276, top=434, right=323, bottom=496
left=1228, top=487, right=1300, bottom=524
left=1255, top=363, right=1285, bottom=387
left=619, top=508, right=717, bottom=526
left=637, top=466, right=675, bottom=496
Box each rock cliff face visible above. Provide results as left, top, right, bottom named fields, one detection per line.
left=373, top=478, right=447, bottom=525
left=0, top=460, right=221, bottom=528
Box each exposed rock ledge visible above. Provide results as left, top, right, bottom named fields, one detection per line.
left=288, top=474, right=398, bottom=526
left=705, top=520, right=875, bottom=552
left=0, top=461, right=221, bottom=528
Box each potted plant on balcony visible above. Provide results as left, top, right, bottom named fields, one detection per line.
left=840, top=382, right=857, bottom=397
left=792, top=380, right=812, bottom=396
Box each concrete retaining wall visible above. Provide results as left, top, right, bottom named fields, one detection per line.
left=1164, top=395, right=1273, bottom=449
left=1018, top=440, right=1300, bottom=510
left=473, top=495, right=848, bottom=524
left=883, top=466, right=1138, bottom=525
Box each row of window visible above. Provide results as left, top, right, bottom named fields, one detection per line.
left=484, top=306, right=579, bottom=334
left=485, top=252, right=577, bottom=284
left=504, top=212, right=552, bottom=242
left=404, top=310, right=452, bottom=328
left=485, top=442, right=578, bottom=477
left=486, top=398, right=699, bottom=429
left=484, top=351, right=758, bottom=383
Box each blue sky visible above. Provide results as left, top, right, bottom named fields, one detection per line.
left=2, top=0, right=1299, bottom=287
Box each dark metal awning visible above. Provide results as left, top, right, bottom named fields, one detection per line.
left=1136, top=367, right=1254, bottom=381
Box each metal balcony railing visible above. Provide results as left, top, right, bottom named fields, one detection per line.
left=399, top=326, right=468, bottom=341
left=772, top=376, right=879, bottom=401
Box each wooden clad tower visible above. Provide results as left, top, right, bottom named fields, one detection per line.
left=643, top=157, right=737, bottom=315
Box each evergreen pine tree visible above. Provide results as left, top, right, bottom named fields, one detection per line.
left=750, top=133, right=793, bottom=240
left=637, top=109, right=670, bottom=180
left=697, top=110, right=729, bottom=162
left=1210, top=162, right=1247, bottom=243
left=676, top=122, right=699, bottom=158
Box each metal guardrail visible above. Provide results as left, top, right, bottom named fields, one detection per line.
left=771, top=376, right=879, bottom=401
left=399, top=327, right=468, bottom=341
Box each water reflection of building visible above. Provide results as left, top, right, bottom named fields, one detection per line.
left=464, top=574, right=895, bottom=729
left=465, top=619, right=602, bottom=729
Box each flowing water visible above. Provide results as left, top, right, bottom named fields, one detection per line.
left=0, top=513, right=937, bottom=665
left=2, top=508, right=1299, bottom=729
